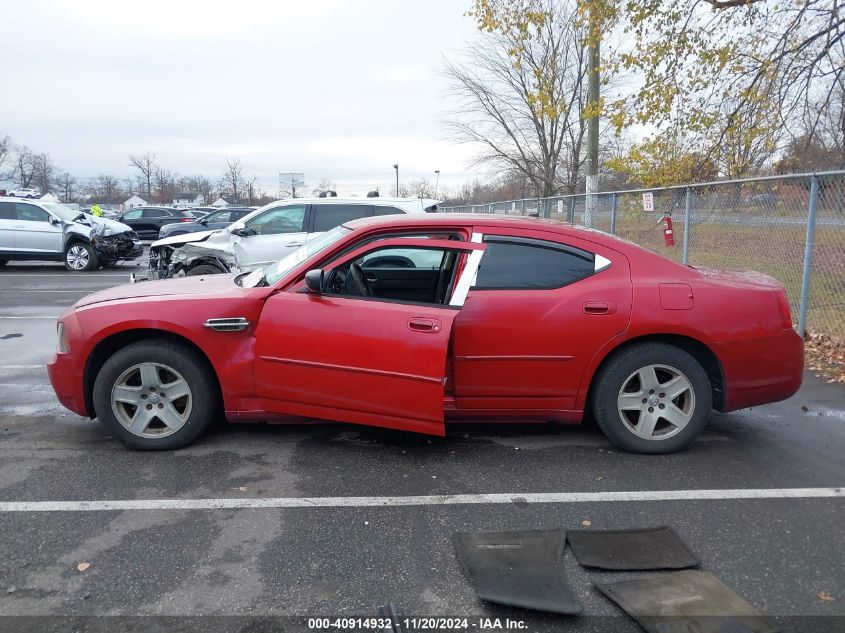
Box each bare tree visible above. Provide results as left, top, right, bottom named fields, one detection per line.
left=311, top=178, right=336, bottom=197
left=408, top=178, right=435, bottom=198
left=97, top=174, right=122, bottom=203
left=221, top=158, right=244, bottom=202
left=122, top=177, right=136, bottom=197
left=129, top=153, right=157, bottom=198
left=444, top=0, right=588, bottom=197
left=32, top=153, right=56, bottom=194
left=0, top=135, right=11, bottom=175
left=56, top=171, right=77, bottom=203
left=11, top=147, right=37, bottom=189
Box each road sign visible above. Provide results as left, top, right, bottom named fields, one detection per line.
left=642, top=192, right=654, bottom=212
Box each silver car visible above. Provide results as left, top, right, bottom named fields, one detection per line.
left=147, top=197, right=439, bottom=279
left=0, top=199, right=143, bottom=271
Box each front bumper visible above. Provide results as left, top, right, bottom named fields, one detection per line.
left=46, top=310, right=90, bottom=417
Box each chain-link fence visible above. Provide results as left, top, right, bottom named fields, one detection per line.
left=441, top=171, right=845, bottom=344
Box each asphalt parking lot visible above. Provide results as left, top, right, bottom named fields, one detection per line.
left=0, top=253, right=843, bottom=632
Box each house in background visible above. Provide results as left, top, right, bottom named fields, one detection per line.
left=210, top=197, right=229, bottom=208
left=122, top=195, right=148, bottom=212
left=173, top=192, right=203, bottom=207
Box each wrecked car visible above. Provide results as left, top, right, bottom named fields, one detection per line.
left=146, top=197, right=439, bottom=279
left=0, top=199, right=143, bottom=271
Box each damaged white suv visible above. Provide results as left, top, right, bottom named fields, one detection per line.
left=147, top=196, right=439, bottom=279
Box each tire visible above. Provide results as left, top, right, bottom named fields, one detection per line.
left=92, top=340, right=219, bottom=450
left=591, top=342, right=712, bottom=454
left=64, top=241, right=98, bottom=272
left=186, top=264, right=224, bottom=276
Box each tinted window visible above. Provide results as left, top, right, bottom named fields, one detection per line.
left=230, top=209, right=251, bottom=220
left=373, top=205, right=406, bottom=216
left=313, top=204, right=372, bottom=232
left=15, top=204, right=51, bottom=223
left=244, top=205, right=306, bottom=235
left=0, top=201, right=15, bottom=220
left=473, top=237, right=595, bottom=289
left=143, top=208, right=168, bottom=218
left=205, top=210, right=230, bottom=223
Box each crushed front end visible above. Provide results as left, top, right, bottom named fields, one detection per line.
left=148, top=242, right=235, bottom=280
left=93, top=230, right=143, bottom=264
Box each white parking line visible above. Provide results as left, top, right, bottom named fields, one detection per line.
left=0, top=290, right=92, bottom=293
left=0, top=274, right=130, bottom=277
left=0, top=487, right=841, bottom=512
left=0, top=365, right=45, bottom=369
left=0, top=316, right=57, bottom=319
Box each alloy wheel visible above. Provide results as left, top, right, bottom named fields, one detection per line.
left=616, top=364, right=695, bottom=441
left=66, top=245, right=90, bottom=270
left=111, top=362, right=193, bottom=438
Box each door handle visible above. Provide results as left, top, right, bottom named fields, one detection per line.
left=408, top=318, right=442, bottom=333
left=583, top=301, right=616, bottom=315
left=285, top=241, right=304, bottom=247
left=13, top=225, right=24, bottom=229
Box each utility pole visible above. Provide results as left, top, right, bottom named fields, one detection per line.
left=393, top=163, right=399, bottom=196
left=434, top=170, right=440, bottom=198
left=584, top=2, right=601, bottom=228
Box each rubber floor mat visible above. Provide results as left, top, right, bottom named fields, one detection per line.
left=595, top=570, right=778, bottom=633
left=452, top=529, right=581, bottom=614
left=567, top=526, right=699, bottom=570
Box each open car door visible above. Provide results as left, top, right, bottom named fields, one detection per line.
left=254, top=239, right=485, bottom=436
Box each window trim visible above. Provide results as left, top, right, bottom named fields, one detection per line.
left=470, top=235, right=602, bottom=291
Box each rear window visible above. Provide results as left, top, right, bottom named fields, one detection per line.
left=0, top=201, right=14, bottom=220
left=473, top=237, right=596, bottom=290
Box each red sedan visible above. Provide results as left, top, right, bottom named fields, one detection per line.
left=47, top=215, right=803, bottom=453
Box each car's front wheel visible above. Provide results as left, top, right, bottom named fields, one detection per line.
left=93, top=340, right=219, bottom=450
left=591, top=342, right=712, bottom=454
left=64, top=242, right=98, bottom=271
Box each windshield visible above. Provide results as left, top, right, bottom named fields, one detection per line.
left=241, top=225, right=353, bottom=288
left=41, top=203, right=86, bottom=223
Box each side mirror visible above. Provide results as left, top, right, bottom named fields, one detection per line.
left=304, top=269, right=324, bottom=293
left=49, top=216, right=62, bottom=225
left=231, top=227, right=249, bottom=237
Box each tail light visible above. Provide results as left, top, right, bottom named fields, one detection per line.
left=180, top=218, right=193, bottom=222
left=774, top=289, right=794, bottom=329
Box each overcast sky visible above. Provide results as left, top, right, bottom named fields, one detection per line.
left=1, top=0, right=487, bottom=196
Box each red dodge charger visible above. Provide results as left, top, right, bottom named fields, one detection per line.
left=47, top=215, right=803, bottom=453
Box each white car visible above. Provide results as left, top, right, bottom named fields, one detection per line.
left=5, top=188, right=41, bottom=199
left=147, top=196, right=440, bottom=279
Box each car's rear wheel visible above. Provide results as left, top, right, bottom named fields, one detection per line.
left=93, top=340, right=219, bottom=450
left=64, top=242, right=97, bottom=271
left=591, top=342, right=712, bottom=454
left=186, top=264, right=224, bottom=276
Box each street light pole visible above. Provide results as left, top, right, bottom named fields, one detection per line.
left=393, top=164, right=399, bottom=197
left=434, top=170, right=440, bottom=198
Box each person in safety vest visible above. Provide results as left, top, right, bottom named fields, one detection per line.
left=91, top=204, right=103, bottom=217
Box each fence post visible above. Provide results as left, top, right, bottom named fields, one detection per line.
left=521, top=199, right=526, bottom=215
left=568, top=197, right=575, bottom=224
left=543, top=198, right=551, bottom=219
left=798, top=175, right=820, bottom=336
left=610, top=193, right=618, bottom=235
left=682, top=187, right=692, bottom=265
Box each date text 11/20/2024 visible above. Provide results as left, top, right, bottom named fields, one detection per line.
left=306, top=617, right=527, bottom=630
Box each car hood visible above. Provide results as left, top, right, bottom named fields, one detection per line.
left=152, top=229, right=221, bottom=248
left=72, top=214, right=134, bottom=237
left=75, top=273, right=240, bottom=307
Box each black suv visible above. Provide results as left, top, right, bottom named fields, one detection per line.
left=116, top=207, right=195, bottom=239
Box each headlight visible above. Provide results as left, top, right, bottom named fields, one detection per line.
left=57, top=322, right=70, bottom=353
